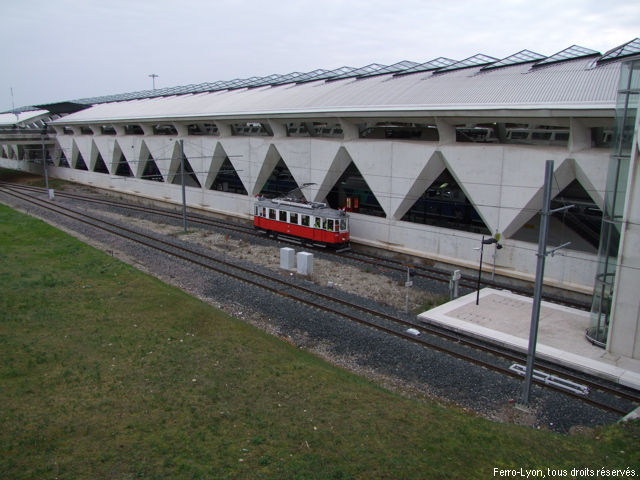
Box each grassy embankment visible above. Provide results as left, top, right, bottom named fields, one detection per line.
left=0, top=199, right=638, bottom=479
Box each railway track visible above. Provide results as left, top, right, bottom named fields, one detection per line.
left=339, top=249, right=591, bottom=310
left=2, top=183, right=638, bottom=418
left=0, top=181, right=590, bottom=310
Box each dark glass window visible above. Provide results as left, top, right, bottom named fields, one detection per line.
left=325, top=162, right=385, bottom=218
left=401, top=170, right=489, bottom=234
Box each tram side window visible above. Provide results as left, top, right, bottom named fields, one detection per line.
left=290, top=212, right=298, bottom=225
left=314, top=217, right=322, bottom=229
left=301, top=215, right=310, bottom=227
left=269, top=209, right=276, bottom=220
left=279, top=210, right=287, bottom=222
left=261, top=207, right=266, bottom=217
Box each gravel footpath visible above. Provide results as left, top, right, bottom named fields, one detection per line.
left=0, top=185, right=623, bottom=433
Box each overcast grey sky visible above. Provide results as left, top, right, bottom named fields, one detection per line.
left=1, top=0, right=638, bottom=112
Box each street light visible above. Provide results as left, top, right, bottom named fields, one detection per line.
left=476, top=236, right=502, bottom=305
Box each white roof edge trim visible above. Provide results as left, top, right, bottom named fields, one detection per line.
left=51, top=104, right=616, bottom=125
left=0, top=109, right=51, bottom=125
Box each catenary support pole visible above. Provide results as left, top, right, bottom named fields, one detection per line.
left=180, top=139, right=187, bottom=232
left=41, top=124, right=50, bottom=192
left=521, top=160, right=554, bottom=406
left=476, top=236, right=485, bottom=305
left=405, top=266, right=411, bottom=314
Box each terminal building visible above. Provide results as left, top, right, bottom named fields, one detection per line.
left=1, top=38, right=639, bottom=361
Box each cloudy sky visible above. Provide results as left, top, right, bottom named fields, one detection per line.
left=1, top=0, right=638, bottom=112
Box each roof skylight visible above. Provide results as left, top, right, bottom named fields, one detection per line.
left=357, top=60, right=419, bottom=78
left=269, top=72, right=309, bottom=85
left=598, top=38, right=640, bottom=64
left=481, top=49, right=546, bottom=70
left=533, top=45, right=599, bottom=67
left=434, top=54, right=499, bottom=73
left=326, top=63, right=389, bottom=81
left=393, top=57, right=457, bottom=76
left=295, top=67, right=357, bottom=84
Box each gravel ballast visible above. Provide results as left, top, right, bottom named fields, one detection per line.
left=0, top=185, right=625, bottom=433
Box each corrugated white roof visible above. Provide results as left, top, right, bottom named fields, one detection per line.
left=0, top=109, right=50, bottom=126
left=54, top=57, right=623, bottom=125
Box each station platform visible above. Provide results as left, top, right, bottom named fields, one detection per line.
left=417, top=288, right=640, bottom=391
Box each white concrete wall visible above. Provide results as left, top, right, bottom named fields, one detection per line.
left=1, top=128, right=609, bottom=291
left=0, top=157, right=42, bottom=174
left=47, top=164, right=255, bottom=219
left=349, top=213, right=596, bottom=291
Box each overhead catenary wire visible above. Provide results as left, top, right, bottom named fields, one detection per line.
left=7, top=175, right=640, bottom=276
left=6, top=148, right=640, bottom=273
left=10, top=136, right=638, bottom=249
left=12, top=146, right=621, bottom=206
left=45, top=146, right=615, bottom=210
left=46, top=142, right=615, bottom=192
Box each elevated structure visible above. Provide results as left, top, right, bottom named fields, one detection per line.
left=1, top=38, right=639, bottom=361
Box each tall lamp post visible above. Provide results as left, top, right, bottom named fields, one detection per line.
left=476, top=236, right=502, bottom=305
left=149, top=73, right=159, bottom=90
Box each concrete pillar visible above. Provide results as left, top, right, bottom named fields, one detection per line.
left=436, top=118, right=456, bottom=145
left=140, top=124, right=154, bottom=136
left=569, top=118, right=590, bottom=152
left=338, top=118, right=359, bottom=140
left=215, top=122, right=232, bottom=137
left=113, top=124, right=126, bottom=136
left=173, top=123, right=189, bottom=137
left=268, top=119, right=287, bottom=138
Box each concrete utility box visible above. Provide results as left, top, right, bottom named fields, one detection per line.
left=297, top=252, right=313, bottom=276
left=280, top=247, right=295, bottom=270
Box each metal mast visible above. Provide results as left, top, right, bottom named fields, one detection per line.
left=521, top=160, right=572, bottom=405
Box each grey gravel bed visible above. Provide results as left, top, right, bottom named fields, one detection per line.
left=0, top=188, right=624, bottom=433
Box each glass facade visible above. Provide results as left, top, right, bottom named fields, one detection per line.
left=588, top=60, right=640, bottom=347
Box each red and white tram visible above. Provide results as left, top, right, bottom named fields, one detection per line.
left=253, top=196, right=350, bottom=248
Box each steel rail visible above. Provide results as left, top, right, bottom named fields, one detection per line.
left=340, top=249, right=591, bottom=310
left=2, top=185, right=636, bottom=416
left=0, top=181, right=254, bottom=235
left=0, top=181, right=590, bottom=310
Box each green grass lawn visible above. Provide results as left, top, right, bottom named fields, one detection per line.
left=1, top=202, right=638, bottom=479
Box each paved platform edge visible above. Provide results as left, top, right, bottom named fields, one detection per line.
left=418, top=289, right=640, bottom=392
